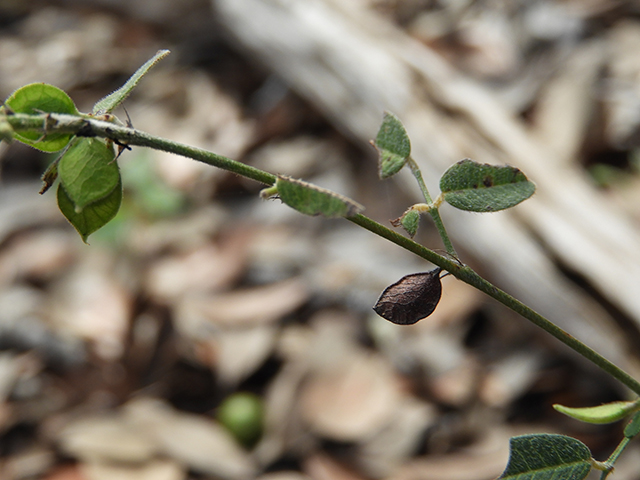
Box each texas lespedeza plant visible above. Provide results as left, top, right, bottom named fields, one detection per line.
left=2, top=50, right=639, bottom=480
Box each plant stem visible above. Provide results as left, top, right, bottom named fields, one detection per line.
left=349, top=213, right=640, bottom=395
left=598, top=439, right=628, bottom=480
left=597, top=412, right=640, bottom=480
left=457, top=267, right=640, bottom=395
left=406, top=156, right=457, bottom=257
left=3, top=112, right=276, bottom=185
left=5, top=111, right=640, bottom=395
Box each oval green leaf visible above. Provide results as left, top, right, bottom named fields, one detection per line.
left=5, top=83, right=79, bottom=152
left=499, top=434, right=591, bottom=480
left=373, top=111, right=411, bottom=179
left=440, top=159, right=535, bottom=212
left=554, top=400, right=640, bottom=425
left=58, top=138, right=118, bottom=210
left=276, top=175, right=363, bottom=218
left=57, top=177, right=122, bottom=243
left=93, top=49, right=170, bottom=114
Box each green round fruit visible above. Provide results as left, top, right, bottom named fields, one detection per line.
left=217, top=392, right=264, bottom=447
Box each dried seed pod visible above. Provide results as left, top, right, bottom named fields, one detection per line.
left=373, top=268, right=442, bottom=325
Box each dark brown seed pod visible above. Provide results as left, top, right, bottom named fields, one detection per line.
left=373, top=268, right=442, bottom=325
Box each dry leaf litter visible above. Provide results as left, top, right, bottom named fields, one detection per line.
left=1, top=1, right=640, bottom=480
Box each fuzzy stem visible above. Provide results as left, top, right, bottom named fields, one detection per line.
left=598, top=412, right=640, bottom=480
left=4, top=112, right=277, bottom=185
left=597, top=439, right=627, bottom=480
left=5, top=111, right=640, bottom=395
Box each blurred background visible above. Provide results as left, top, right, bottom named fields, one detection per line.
left=2, top=1, right=640, bottom=479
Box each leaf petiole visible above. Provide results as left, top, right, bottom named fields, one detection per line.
left=406, top=156, right=457, bottom=258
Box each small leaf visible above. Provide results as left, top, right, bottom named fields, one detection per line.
left=440, top=159, right=535, bottom=212
left=276, top=175, right=363, bottom=218
left=93, top=49, right=170, bottom=114
left=57, top=177, right=122, bottom=243
left=373, top=111, right=411, bottom=179
left=391, top=209, right=420, bottom=238
left=5, top=83, right=79, bottom=152
left=373, top=268, right=442, bottom=325
left=58, top=138, right=118, bottom=210
left=554, top=400, right=640, bottom=425
left=624, top=411, right=640, bottom=438
left=499, top=434, right=591, bottom=480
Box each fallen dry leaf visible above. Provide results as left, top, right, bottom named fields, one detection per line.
left=146, top=240, right=248, bottom=301
left=303, top=453, right=368, bottom=480
left=208, top=324, right=279, bottom=385
left=57, top=413, right=158, bottom=464
left=175, top=278, right=309, bottom=329
left=2, top=446, right=55, bottom=480
left=479, top=351, right=542, bottom=408
left=81, top=459, right=184, bottom=480
left=356, top=396, right=437, bottom=477
left=48, top=258, right=131, bottom=361
left=124, top=398, right=256, bottom=479
left=0, top=230, right=77, bottom=286
left=300, top=351, right=401, bottom=442
left=429, top=356, right=481, bottom=407
left=389, top=427, right=513, bottom=480
left=43, top=464, right=88, bottom=480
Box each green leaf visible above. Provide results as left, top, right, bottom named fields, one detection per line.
left=58, top=138, right=118, bottom=210
left=57, top=177, right=122, bottom=243
left=373, top=111, right=411, bottom=179
left=5, top=83, right=79, bottom=152
left=92, top=49, right=170, bottom=114
left=554, top=400, right=640, bottom=425
left=499, top=434, right=591, bottom=480
left=391, top=208, right=420, bottom=238
left=440, top=159, right=535, bottom=212
left=275, top=175, right=363, bottom=218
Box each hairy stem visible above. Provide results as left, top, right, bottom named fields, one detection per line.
left=457, top=267, right=640, bottom=395
left=5, top=111, right=640, bottom=395
left=598, top=439, right=627, bottom=480
left=598, top=412, right=640, bottom=479
left=4, top=112, right=276, bottom=185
